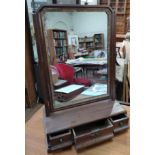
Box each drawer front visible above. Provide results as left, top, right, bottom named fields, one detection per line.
left=73, top=120, right=114, bottom=150
left=110, top=114, right=129, bottom=133
left=48, top=141, right=73, bottom=152
left=48, top=130, right=73, bottom=146
left=75, top=126, right=113, bottom=144
left=49, top=134, right=72, bottom=146
left=75, top=132, right=114, bottom=150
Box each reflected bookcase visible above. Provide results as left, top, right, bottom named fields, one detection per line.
left=78, top=33, right=104, bottom=50
left=47, top=29, right=68, bottom=63
left=79, top=36, right=94, bottom=49
left=100, top=0, right=130, bottom=34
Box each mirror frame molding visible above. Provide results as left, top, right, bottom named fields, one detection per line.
left=33, top=5, right=116, bottom=116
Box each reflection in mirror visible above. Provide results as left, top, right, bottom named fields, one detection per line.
left=42, top=10, right=109, bottom=109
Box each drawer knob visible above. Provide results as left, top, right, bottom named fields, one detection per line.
left=119, top=122, right=124, bottom=127
left=59, top=138, right=63, bottom=143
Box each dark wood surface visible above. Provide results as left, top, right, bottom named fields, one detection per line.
left=44, top=100, right=126, bottom=134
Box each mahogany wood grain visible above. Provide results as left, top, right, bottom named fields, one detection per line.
left=44, top=101, right=128, bottom=152
left=44, top=100, right=126, bottom=134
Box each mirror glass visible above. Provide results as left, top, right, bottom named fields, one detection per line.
left=41, top=8, right=110, bottom=109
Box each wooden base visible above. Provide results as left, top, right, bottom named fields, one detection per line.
left=44, top=100, right=129, bottom=153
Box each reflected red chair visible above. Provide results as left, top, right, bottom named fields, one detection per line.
left=55, top=63, right=91, bottom=87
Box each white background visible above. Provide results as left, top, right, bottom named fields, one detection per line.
left=0, top=0, right=155, bottom=155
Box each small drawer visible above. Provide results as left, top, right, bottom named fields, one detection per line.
left=47, top=130, right=73, bottom=151
left=73, top=119, right=114, bottom=150
left=110, top=113, right=129, bottom=134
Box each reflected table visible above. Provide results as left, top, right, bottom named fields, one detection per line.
left=66, top=58, right=107, bottom=77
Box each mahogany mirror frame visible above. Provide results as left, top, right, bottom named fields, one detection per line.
left=33, top=4, right=116, bottom=116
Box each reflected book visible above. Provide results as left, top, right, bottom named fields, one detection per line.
left=81, top=83, right=107, bottom=96
left=54, top=84, right=85, bottom=94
